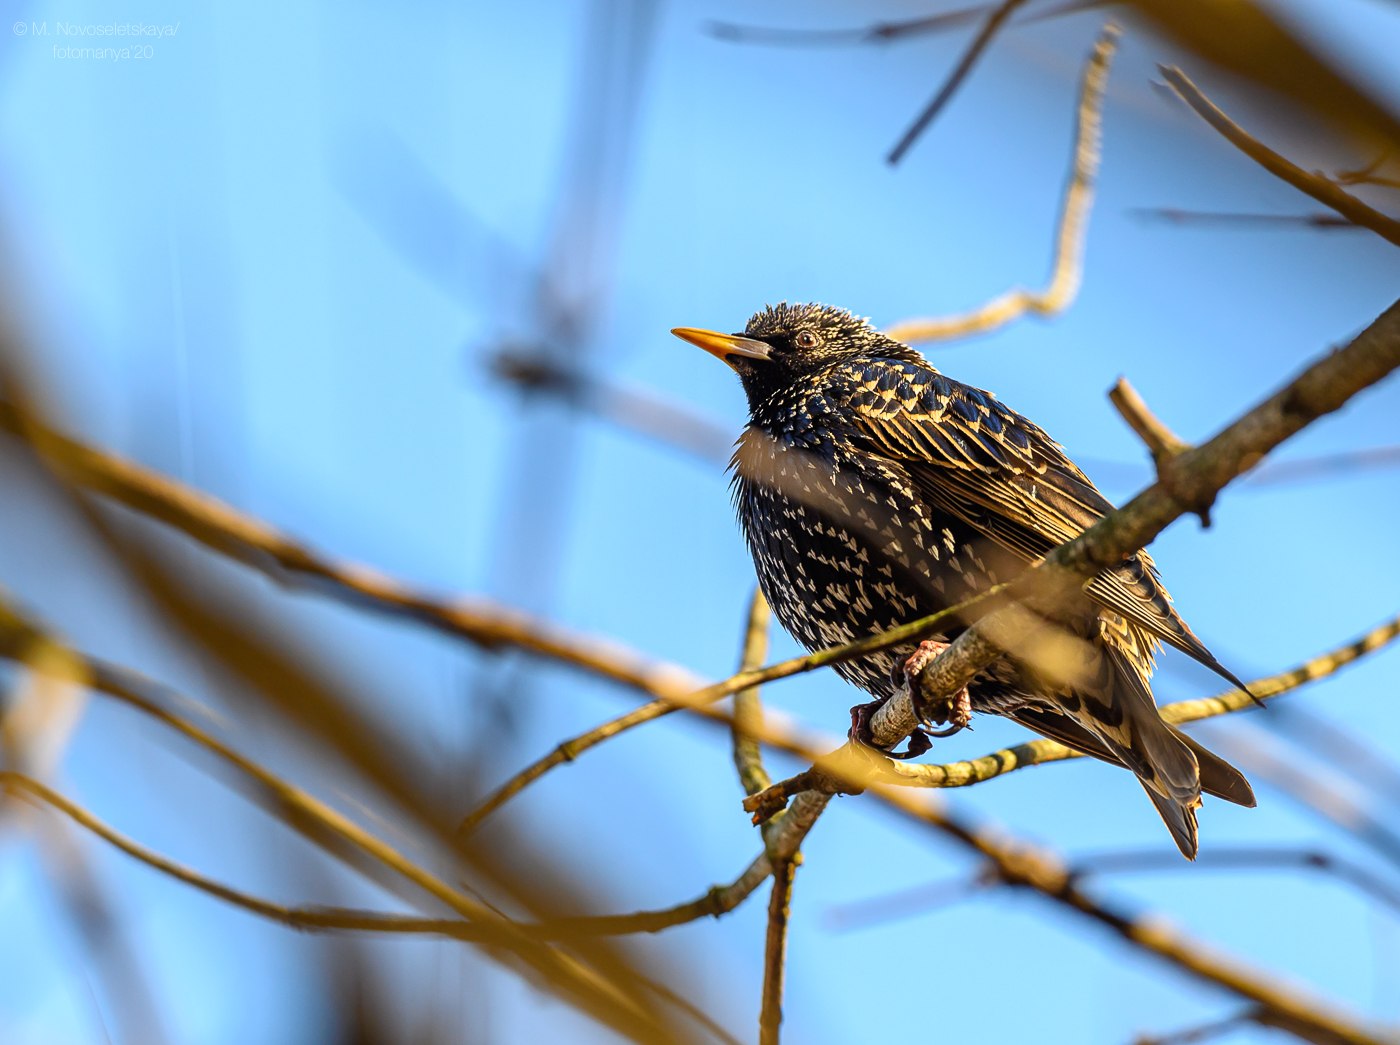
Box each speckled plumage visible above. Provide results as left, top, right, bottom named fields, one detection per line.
left=682, top=303, right=1254, bottom=858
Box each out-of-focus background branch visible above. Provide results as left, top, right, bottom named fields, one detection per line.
left=2, top=1, right=1400, bottom=1043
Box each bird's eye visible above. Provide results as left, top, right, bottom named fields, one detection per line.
left=794, top=330, right=819, bottom=349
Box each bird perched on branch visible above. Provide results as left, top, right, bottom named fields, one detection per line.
left=673, top=303, right=1254, bottom=858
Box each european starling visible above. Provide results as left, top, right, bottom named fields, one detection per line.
left=673, top=303, right=1255, bottom=859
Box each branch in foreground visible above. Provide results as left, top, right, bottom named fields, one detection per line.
left=874, top=610, right=1400, bottom=790
left=455, top=584, right=1004, bottom=836
left=0, top=399, right=709, bottom=705
left=1, top=769, right=791, bottom=942
left=731, top=589, right=773, bottom=798
left=0, top=597, right=672, bottom=1039
left=885, top=24, right=1115, bottom=342
left=871, top=294, right=1400, bottom=748
left=1161, top=66, right=1400, bottom=249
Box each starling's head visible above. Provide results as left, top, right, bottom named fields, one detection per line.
left=673, top=302, right=913, bottom=406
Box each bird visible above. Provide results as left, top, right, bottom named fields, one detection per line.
left=672, top=302, right=1255, bottom=859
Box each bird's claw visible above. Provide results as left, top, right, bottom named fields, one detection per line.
left=903, top=639, right=973, bottom=739
left=848, top=700, right=932, bottom=760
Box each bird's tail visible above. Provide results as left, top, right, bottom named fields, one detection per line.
left=1098, top=648, right=1253, bottom=859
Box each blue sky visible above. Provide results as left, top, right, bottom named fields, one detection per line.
left=2, top=1, right=1400, bottom=1042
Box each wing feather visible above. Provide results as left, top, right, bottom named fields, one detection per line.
left=834, top=360, right=1248, bottom=690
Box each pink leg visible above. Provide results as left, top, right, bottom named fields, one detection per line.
left=903, top=639, right=972, bottom=736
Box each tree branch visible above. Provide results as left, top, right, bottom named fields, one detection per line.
left=871, top=295, right=1400, bottom=748
left=1161, top=66, right=1400, bottom=249
left=732, top=589, right=773, bottom=797
left=759, top=856, right=796, bottom=1045
left=886, top=0, right=1031, bottom=165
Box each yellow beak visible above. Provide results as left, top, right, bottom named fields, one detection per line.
left=671, top=327, right=772, bottom=365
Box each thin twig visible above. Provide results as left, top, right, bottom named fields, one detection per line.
left=1134, top=1008, right=1261, bottom=1045
left=1110, top=377, right=1189, bottom=464
left=2, top=770, right=781, bottom=940
left=1109, top=377, right=1211, bottom=526
left=732, top=589, right=773, bottom=797
left=708, top=0, right=1096, bottom=48
left=867, top=787, right=1394, bottom=1045
left=1136, top=208, right=1366, bottom=230
left=1161, top=66, right=1400, bottom=249
left=865, top=610, right=1400, bottom=790
left=886, top=24, right=1118, bottom=341
left=759, top=856, right=797, bottom=1045
left=455, top=583, right=1006, bottom=836
left=887, top=0, right=1031, bottom=165
left=1334, top=154, right=1400, bottom=191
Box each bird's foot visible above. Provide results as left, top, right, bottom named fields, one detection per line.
left=902, top=639, right=972, bottom=738
left=848, top=700, right=932, bottom=760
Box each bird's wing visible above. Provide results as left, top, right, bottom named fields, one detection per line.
left=835, top=360, right=1248, bottom=691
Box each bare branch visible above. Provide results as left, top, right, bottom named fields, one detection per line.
left=1334, top=154, right=1400, bottom=191
left=1161, top=66, right=1400, bottom=249
left=1110, top=376, right=1189, bottom=464
left=1134, top=1009, right=1260, bottom=1045
left=455, top=583, right=1005, bottom=835
left=886, top=25, right=1117, bottom=341
left=759, top=856, right=796, bottom=1045
left=1136, top=208, right=1367, bottom=230
left=0, top=400, right=708, bottom=705
left=867, top=789, right=1393, bottom=1045
left=878, top=609, right=1400, bottom=790
left=887, top=0, right=1032, bottom=165
left=708, top=1, right=1096, bottom=48
left=1109, top=377, right=1212, bottom=526
left=732, top=589, right=773, bottom=797
left=871, top=295, right=1400, bottom=749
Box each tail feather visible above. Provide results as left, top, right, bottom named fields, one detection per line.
left=1007, top=639, right=1253, bottom=859
left=1142, top=783, right=1201, bottom=860
left=1173, top=727, right=1256, bottom=808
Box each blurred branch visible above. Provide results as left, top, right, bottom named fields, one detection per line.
left=456, top=584, right=1006, bottom=837
left=1134, top=1010, right=1259, bottom=1045
left=812, top=611, right=1400, bottom=791
left=493, top=348, right=1400, bottom=497
left=1161, top=66, right=1400, bottom=249
left=1075, top=847, right=1400, bottom=917
left=1136, top=208, right=1367, bottom=231
left=0, top=595, right=676, bottom=1041
left=869, top=791, right=1393, bottom=1045
left=1335, top=154, right=1400, bottom=191
left=30, top=818, right=171, bottom=1045
left=732, top=589, right=773, bottom=797
left=830, top=843, right=1400, bottom=930
left=707, top=0, right=1093, bottom=47
left=885, top=24, right=1115, bottom=341
left=2, top=769, right=789, bottom=943
left=1200, top=723, right=1400, bottom=873
left=1128, top=0, right=1400, bottom=156
left=0, top=397, right=708, bottom=699
left=886, top=0, right=1032, bottom=165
